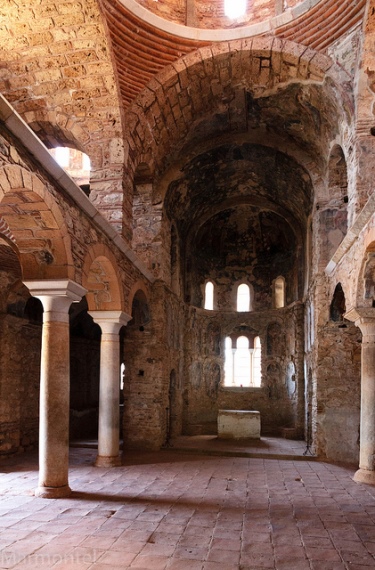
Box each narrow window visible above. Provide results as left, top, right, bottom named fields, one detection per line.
left=120, top=362, right=125, bottom=391
left=204, top=281, right=214, bottom=310
left=234, top=336, right=251, bottom=387
left=253, top=336, right=261, bottom=387
left=274, top=276, right=285, bottom=308
left=237, top=283, right=250, bottom=312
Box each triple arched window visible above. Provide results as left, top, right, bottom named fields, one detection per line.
left=224, top=335, right=261, bottom=387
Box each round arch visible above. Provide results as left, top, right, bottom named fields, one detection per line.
left=350, top=228, right=375, bottom=310
left=124, top=38, right=353, bottom=192
left=82, top=245, right=124, bottom=312
left=128, top=280, right=150, bottom=314
left=0, top=165, right=73, bottom=280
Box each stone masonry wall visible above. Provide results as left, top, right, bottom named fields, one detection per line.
left=122, top=282, right=184, bottom=449
left=0, top=315, right=41, bottom=455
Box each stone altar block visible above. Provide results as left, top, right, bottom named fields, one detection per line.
left=218, top=409, right=261, bottom=439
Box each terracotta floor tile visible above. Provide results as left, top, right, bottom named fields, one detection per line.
left=140, top=543, right=176, bottom=557
left=340, top=550, right=375, bottom=565
left=304, top=546, right=342, bottom=561
left=173, top=546, right=208, bottom=561
left=203, top=561, right=239, bottom=570
left=130, top=554, right=169, bottom=569
left=206, top=547, right=240, bottom=564
left=1, top=443, right=375, bottom=570
left=97, top=550, right=137, bottom=566
left=167, top=560, right=204, bottom=570
left=310, top=563, right=347, bottom=570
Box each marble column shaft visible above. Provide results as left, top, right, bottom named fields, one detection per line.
left=346, top=308, right=375, bottom=485
left=89, top=311, right=131, bottom=467
left=24, top=280, right=86, bottom=498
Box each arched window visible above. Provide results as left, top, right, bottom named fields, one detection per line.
left=237, top=283, right=250, bottom=312
left=224, top=335, right=262, bottom=387
left=204, top=281, right=214, bottom=310
left=274, top=276, right=285, bottom=309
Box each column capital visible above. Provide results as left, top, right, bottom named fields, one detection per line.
left=24, top=279, right=87, bottom=302
left=89, top=310, right=132, bottom=333
left=24, top=279, right=87, bottom=322
left=344, top=306, right=375, bottom=329
left=24, top=279, right=87, bottom=321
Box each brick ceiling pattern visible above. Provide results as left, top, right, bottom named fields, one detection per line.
left=102, top=0, right=366, bottom=110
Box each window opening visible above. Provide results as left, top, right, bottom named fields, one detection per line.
left=274, top=276, right=285, bottom=308
left=204, top=281, right=214, bottom=310
left=224, top=0, right=246, bottom=19
left=234, top=336, right=251, bottom=387
left=237, top=283, right=250, bottom=312
left=224, top=335, right=262, bottom=387
left=55, top=146, right=70, bottom=168
left=120, top=363, right=125, bottom=391
left=50, top=147, right=91, bottom=190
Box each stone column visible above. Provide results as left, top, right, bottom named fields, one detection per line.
left=89, top=311, right=131, bottom=467
left=24, top=280, right=86, bottom=498
left=345, top=307, right=375, bottom=484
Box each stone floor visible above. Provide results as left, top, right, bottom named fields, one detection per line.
left=0, top=440, right=375, bottom=569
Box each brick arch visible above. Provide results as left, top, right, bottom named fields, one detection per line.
left=128, top=280, right=150, bottom=311
left=82, top=245, right=124, bottom=311
left=124, top=38, right=352, bottom=187
left=0, top=165, right=73, bottom=280
left=27, top=118, right=90, bottom=155
left=354, top=230, right=375, bottom=309
left=127, top=281, right=151, bottom=326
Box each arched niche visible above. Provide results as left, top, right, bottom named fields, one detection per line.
left=128, top=289, right=151, bottom=329
left=330, top=283, right=346, bottom=322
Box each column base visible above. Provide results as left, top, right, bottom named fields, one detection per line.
left=353, top=468, right=375, bottom=485
left=95, top=454, right=122, bottom=467
left=35, top=484, right=72, bottom=498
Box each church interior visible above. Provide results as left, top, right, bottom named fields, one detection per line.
left=1, top=0, right=375, bottom=567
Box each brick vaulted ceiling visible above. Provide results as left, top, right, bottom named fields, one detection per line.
left=101, top=0, right=367, bottom=110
